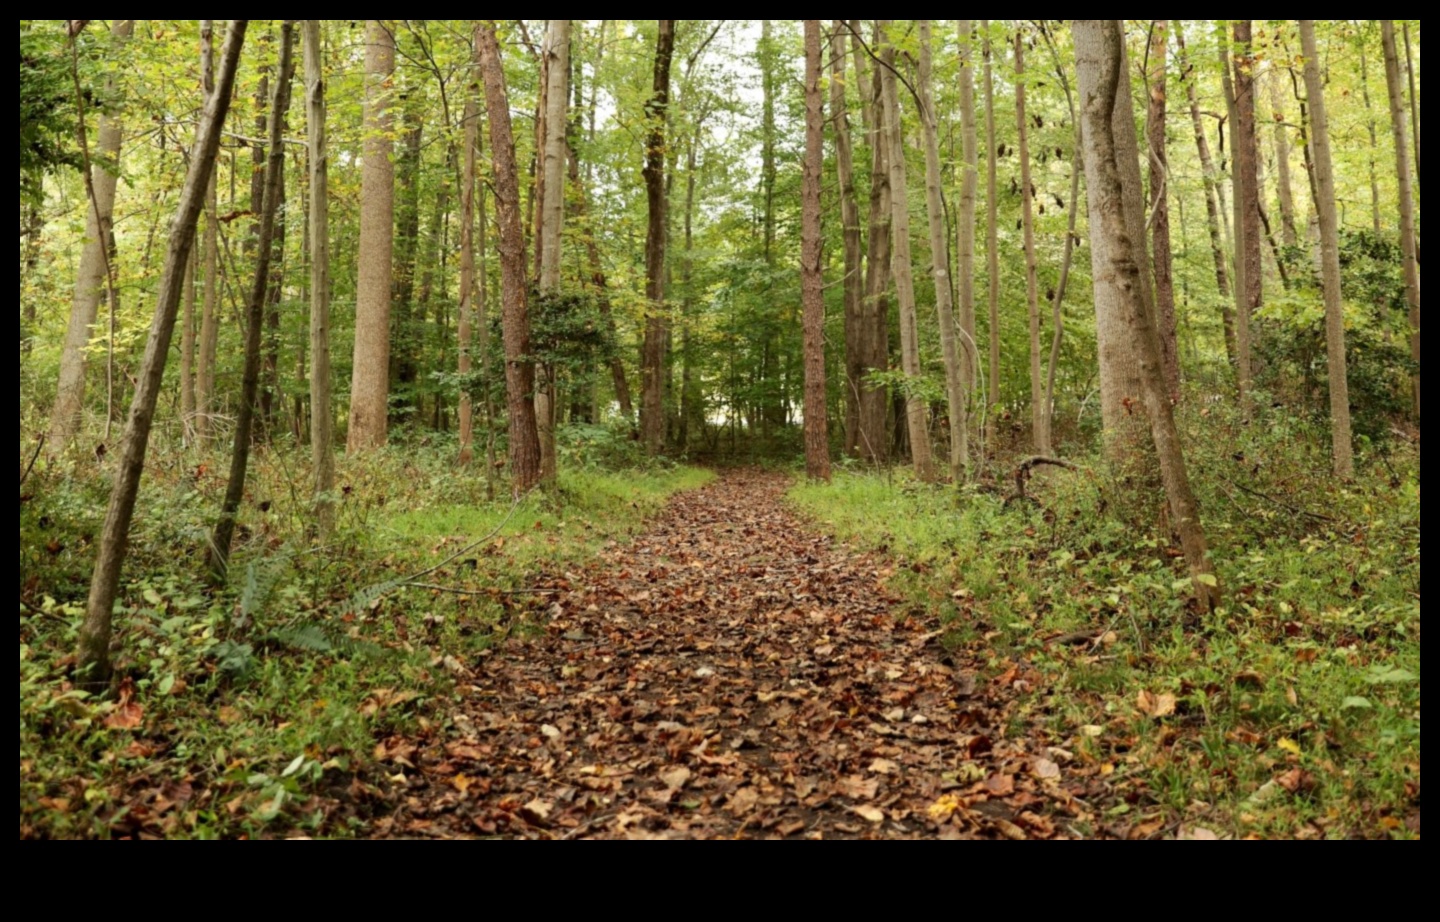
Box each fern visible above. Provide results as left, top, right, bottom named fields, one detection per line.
left=268, top=622, right=384, bottom=660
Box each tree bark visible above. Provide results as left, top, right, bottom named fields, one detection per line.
left=459, top=88, right=478, bottom=467
left=1404, top=21, right=1420, bottom=196
left=260, top=157, right=286, bottom=434
left=1298, top=21, right=1354, bottom=479
left=181, top=240, right=197, bottom=441
left=879, top=21, right=936, bottom=483
left=640, top=21, right=676, bottom=454
left=1073, top=19, right=1219, bottom=611
left=566, top=134, right=632, bottom=420
left=1266, top=64, right=1300, bottom=249
left=1015, top=31, right=1048, bottom=456
left=983, top=21, right=1002, bottom=437
left=1230, top=21, right=1262, bottom=406
left=1381, top=21, right=1422, bottom=420
left=303, top=21, right=335, bottom=536
left=1147, top=22, right=1181, bottom=402
left=1358, top=35, right=1384, bottom=236
left=477, top=22, right=542, bottom=495
left=855, top=24, right=891, bottom=465
left=390, top=111, right=422, bottom=416
left=49, top=19, right=134, bottom=454
left=209, top=22, right=295, bottom=584
left=195, top=22, right=220, bottom=444
left=78, top=20, right=248, bottom=689
left=347, top=20, right=395, bottom=453
left=956, top=20, right=980, bottom=401
left=831, top=22, right=865, bottom=459
left=801, top=22, right=831, bottom=482
left=536, top=19, right=571, bottom=486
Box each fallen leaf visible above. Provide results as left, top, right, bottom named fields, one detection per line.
left=1178, top=826, right=1221, bottom=840
left=727, top=787, right=759, bottom=816
left=1276, top=737, right=1303, bottom=757
left=868, top=758, right=899, bottom=775
left=103, top=679, right=143, bottom=731
left=838, top=776, right=879, bottom=800
left=1138, top=689, right=1177, bottom=718
left=520, top=799, right=554, bottom=826
left=659, top=767, right=692, bottom=791
left=1276, top=768, right=1316, bottom=795
left=1031, top=758, right=1062, bottom=781
left=852, top=805, right=885, bottom=824
left=984, top=774, right=1015, bottom=797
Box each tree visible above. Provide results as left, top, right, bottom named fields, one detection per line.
left=1381, top=21, right=1421, bottom=420
left=1298, top=21, right=1354, bottom=479
left=303, top=20, right=335, bottom=536
left=348, top=20, right=395, bottom=453
left=640, top=20, right=676, bottom=454
left=1230, top=20, right=1262, bottom=407
left=477, top=21, right=542, bottom=495
left=1073, top=19, right=1219, bottom=611
left=856, top=23, right=892, bottom=464
left=78, top=20, right=249, bottom=689
left=1014, top=30, right=1047, bottom=455
left=195, top=20, right=221, bottom=444
left=536, top=20, right=571, bottom=486
left=800, top=21, right=831, bottom=483
left=1266, top=64, right=1300, bottom=248
left=919, top=21, right=968, bottom=478
left=879, top=20, right=936, bottom=483
left=956, top=20, right=980, bottom=404
left=210, top=21, right=296, bottom=583
left=983, top=21, right=1002, bottom=438
left=49, top=19, right=134, bottom=454
left=1146, top=22, right=1181, bottom=401
left=458, top=87, right=479, bottom=468
left=830, top=22, right=865, bottom=459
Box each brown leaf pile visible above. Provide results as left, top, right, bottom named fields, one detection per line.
left=373, top=472, right=1093, bottom=839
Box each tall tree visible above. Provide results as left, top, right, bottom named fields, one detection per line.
left=1358, top=33, right=1384, bottom=235
left=458, top=86, right=479, bottom=467
left=1231, top=20, right=1262, bottom=406
left=195, top=20, right=221, bottom=443
left=983, top=21, right=1002, bottom=432
left=640, top=20, right=676, bottom=454
left=49, top=19, right=134, bottom=454
left=1298, top=21, right=1355, bottom=478
left=1381, top=21, right=1421, bottom=419
left=801, top=21, right=830, bottom=483
left=1147, top=22, right=1182, bottom=402
left=919, top=22, right=968, bottom=477
left=477, top=22, right=542, bottom=494
left=209, top=22, right=295, bottom=583
left=348, top=20, right=395, bottom=452
left=831, top=22, right=865, bottom=458
left=1014, top=31, right=1048, bottom=455
left=303, top=20, right=335, bottom=537
left=1073, top=18, right=1219, bottom=611
left=956, top=20, right=980, bottom=400
left=78, top=20, right=249, bottom=688
left=879, top=21, right=936, bottom=483
left=536, top=19, right=571, bottom=485
left=1266, top=65, right=1301, bottom=248
left=1404, top=22, right=1420, bottom=195
left=855, top=24, right=891, bottom=464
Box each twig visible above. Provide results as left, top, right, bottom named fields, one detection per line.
left=1007, top=456, right=1080, bottom=507
left=1222, top=477, right=1336, bottom=523
left=21, top=436, right=46, bottom=489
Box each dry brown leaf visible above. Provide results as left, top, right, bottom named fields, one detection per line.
left=852, top=805, right=885, bottom=824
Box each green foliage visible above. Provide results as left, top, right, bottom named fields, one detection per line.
left=19, top=22, right=82, bottom=206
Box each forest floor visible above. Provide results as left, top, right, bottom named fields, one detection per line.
left=372, top=471, right=1098, bottom=840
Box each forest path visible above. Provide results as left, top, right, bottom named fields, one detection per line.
left=374, top=470, right=1083, bottom=839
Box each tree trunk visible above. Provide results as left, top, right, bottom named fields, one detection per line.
left=1359, top=36, right=1383, bottom=236
left=918, top=22, right=969, bottom=478
left=1230, top=20, right=1262, bottom=406
left=983, top=22, right=1002, bottom=438
left=390, top=112, right=423, bottom=416
left=78, top=20, right=248, bottom=689
left=856, top=24, right=891, bottom=465
left=1266, top=65, right=1300, bottom=249
left=477, top=22, right=542, bottom=495
left=640, top=20, right=676, bottom=454
left=956, top=20, right=980, bottom=401
left=1404, top=22, right=1420, bottom=196
left=196, top=22, right=220, bottom=444
left=347, top=20, right=395, bottom=453
left=567, top=135, right=632, bottom=420
left=800, top=22, right=831, bottom=482
left=209, top=22, right=295, bottom=584
left=1298, top=21, right=1354, bottom=479
left=49, top=19, right=134, bottom=454
left=260, top=163, right=286, bottom=435
left=1073, top=19, right=1219, bottom=611
left=459, top=89, right=478, bottom=467
left=831, top=22, right=865, bottom=459
left=1147, top=22, right=1181, bottom=402
left=1381, top=21, right=1421, bottom=420
left=879, top=21, right=936, bottom=483
left=1015, top=31, right=1048, bottom=456
left=1174, top=23, right=1235, bottom=364
left=303, top=21, right=335, bottom=537
left=181, top=241, right=197, bottom=441
left=1039, top=24, right=1083, bottom=455
left=536, top=19, right=571, bottom=486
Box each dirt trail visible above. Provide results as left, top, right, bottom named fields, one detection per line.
left=374, top=471, right=1086, bottom=839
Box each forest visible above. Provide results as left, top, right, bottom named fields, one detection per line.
left=19, top=20, right=1419, bottom=840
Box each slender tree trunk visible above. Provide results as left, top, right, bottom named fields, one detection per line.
left=50, top=19, right=134, bottom=454
left=1381, top=21, right=1422, bottom=420
left=1073, top=19, right=1219, bottom=611
left=983, top=22, right=1002, bottom=436
left=956, top=20, right=980, bottom=401
left=347, top=20, right=395, bottom=453
left=831, top=22, right=865, bottom=458
left=536, top=19, right=571, bottom=486
left=1174, top=24, right=1235, bottom=364
left=303, top=21, right=335, bottom=537
left=459, top=90, right=478, bottom=467
left=209, top=22, right=295, bottom=584
left=1297, top=22, right=1354, bottom=478
left=1231, top=20, right=1262, bottom=406
left=567, top=135, right=632, bottom=419
left=1147, top=21, right=1181, bottom=401
left=1359, top=36, right=1384, bottom=236
left=801, top=22, right=831, bottom=482
left=181, top=242, right=197, bottom=441
left=260, top=165, right=286, bottom=435
left=477, top=22, right=542, bottom=494
left=879, top=21, right=936, bottom=483
left=390, top=112, right=423, bottom=416
left=1266, top=65, right=1300, bottom=249
left=1404, top=22, right=1420, bottom=196
left=1015, top=32, right=1048, bottom=455
left=640, top=20, right=676, bottom=454
left=857, top=25, right=891, bottom=465
left=196, top=22, right=220, bottom=444
left=1039, top=24, right=1082, bottom=453
left=79, top=20, right=248, bottom=689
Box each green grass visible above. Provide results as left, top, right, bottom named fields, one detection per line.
left=20, top=435, right=711, bottom=839
left=792, top=413, right=1419, bottom=840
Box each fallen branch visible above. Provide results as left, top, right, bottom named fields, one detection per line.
left=1222, top=477, right=1336, bottom=524
left=20, top=436, right=45, bottom=491
left=1007, top=456, right=1080, bottom=507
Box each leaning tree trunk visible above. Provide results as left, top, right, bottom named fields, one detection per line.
left=347, top=20, right=395, bottom=453
left=1014, top=31, right=1048, bottom=456
left=1073, top=18, right=1219, bottom=612
left=1299, top=21, right=1355, bottom=479
left=1231, top=20, right=1262, bottom=407
left=830, top=22, right=865, bottom=459
left=49, top=19, right=135, bottom=454
left=209, top=21, right=295, bottom=584
left=303, top=20, right=335, bottom=537
left=536, top=19, right=571, bottom=486
left=640, top=20, right=676, bottom=454
left=1381, top=21, right=1421, bottom=420
left=879, top=21, right=936, bottom=483
left=78, top=20, right=248, bottom=690
left=477, top=21, right=542, bottom=495
left=1147, top=21, right=1181, bottom=402
left=800, top=21, right=831, bottom=482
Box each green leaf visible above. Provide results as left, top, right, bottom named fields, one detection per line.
left=1342, top=696, right=1374, bottom=710
left=1364, top=666, right=1418, bottom=685
left=1195, top=573, right=1219, bottom=588
left=158, top=673, right=175, bottom=695
left=282, top=755, right=306, bottom=778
